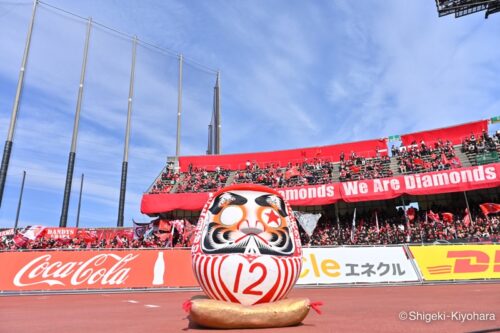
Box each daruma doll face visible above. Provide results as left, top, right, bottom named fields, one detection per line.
left=192, top=184, right=302, bottom=306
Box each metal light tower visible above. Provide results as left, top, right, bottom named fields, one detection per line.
left=60, top=17, right=92, bottom=227
left=0, top=0, right=38, bottom=208
left=117, top=36, right=138, bottom=227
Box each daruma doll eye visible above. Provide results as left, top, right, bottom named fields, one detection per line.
left=219, top=206, right=244, bottom=226
left=261, top=208, right=281, bottom=228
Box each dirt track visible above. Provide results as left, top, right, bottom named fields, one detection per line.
left=0, top=284, right=498, bottom=333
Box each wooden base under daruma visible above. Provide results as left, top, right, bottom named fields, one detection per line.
left=183, top=297, right=322, bottom=329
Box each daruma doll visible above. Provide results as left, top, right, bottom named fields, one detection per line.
left=191, top=184, right=302, bottom=306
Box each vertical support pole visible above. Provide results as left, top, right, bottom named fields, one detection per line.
left=117, top=36, right=137, bottom=227
left=14, top=171, right=27, bottom=230
left=334, top=202, right=340, bottom=242
left=175, top=54, right=183, bottom=157
left=206, top=124, right=213, bottom=155
left=0, top=0, right=38, bottom=208
left=60, top=17, right=92, bottom=227
left=76, top=173, right=84, bottom=228
left=401, top=197, right=410, bottom=241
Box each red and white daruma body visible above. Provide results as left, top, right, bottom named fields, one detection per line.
left=192, top=184, right=302, bottom=306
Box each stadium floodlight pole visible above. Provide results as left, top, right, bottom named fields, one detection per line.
left=0, top=0, right=38, bottom=208
left=175, top=54, right=184, bottom=157
left=14, top=171, right=27, bottom=230
left=76, top=173, right=84, bottom=228
left=117, top=36, right=138, bottom=227
left=214, top=71, right=221, bottom=154
left=60, top=17, right=92, bottom=227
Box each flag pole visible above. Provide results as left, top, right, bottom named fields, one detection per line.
left=335, top=203, right=341, bottom=242
left=0, top=0, right=38, bottom=208
left=401, top=196, right=410, bottom=229
left=14, top=171, right=27, bottom=230
left=463, top=191, right=472, bottom=225
left=76, top=173, right=84, bottom=228
left=350, top=207, right=356, bottom=243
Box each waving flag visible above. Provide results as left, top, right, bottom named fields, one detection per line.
left=407, top=207, right=416, bottom=222
left=442, top=212, right=454, bottom=223
left=20, top=225, right=46, bottom=240
left=285, top=166, right=301, bottom=180
left=463, top=208, right=471, bottom=227
left=294, top=211, right=321, bottom=237
left=427, top=210, right=440, bottom=222
left=171, top=219, right=185, bottom=234
left=350, top=208, right=357, bottom=242
left=479, top=203, right=500, bottom=216
left=133, top=220, right=153, bottom=239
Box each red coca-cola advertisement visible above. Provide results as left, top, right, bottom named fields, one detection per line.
left=0, top=249, right=197, bottom=291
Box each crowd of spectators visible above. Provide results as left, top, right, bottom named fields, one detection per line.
left=394, top=138, right=459, bottom=174
left=0, top=220, right=197, bottom=251
left=148, top=131, right=500, bottom=195
left=176, top=165, right=231, bottom=193
left=233, top=158, right=335, bottom=188
left=338, top=150, right=392, bottom=182
left=2, top=208, right=497, bottom=251
left=462, top=130, right=500, bottom=155
left=149, top=162, right=180, bottom=194
left=301, top=209, right=498, bottom=246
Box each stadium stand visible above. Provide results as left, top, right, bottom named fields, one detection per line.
left=1, top=120, right=498, bottom=250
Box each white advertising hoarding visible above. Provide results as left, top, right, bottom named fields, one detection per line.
left=297, top=246, right=419, bottom=284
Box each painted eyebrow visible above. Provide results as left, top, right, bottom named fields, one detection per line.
left=254, top=194, right=288, bottom=217
left=209, top=192, right=247, bottom=214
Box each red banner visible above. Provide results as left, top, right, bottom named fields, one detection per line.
left=141, top=163, right=500, bottom=214
left=338, top=163, right=499, bottom=202
left=178, top=138, right=388, bottom=172
left=42, top=228, right=78, bottom=239
left=400, top=120, right=488, bottom=147
left=0, top=249, right=197, bottom=291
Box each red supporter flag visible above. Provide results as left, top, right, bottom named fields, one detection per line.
left=427, top=210, right=440, bottom=222
left=155, top=232, right=171, bottom=242
left=442, top=212, right=454, bottom=223
left=159, top=219, right=171, bottom=232
left=441, top=153, right=449, bottom=165
left=13, top=234, right=28, bottom=247
left=350, top=165, right=361, bottom=173
left=479, top=203, right=500, bottom=216
left=171, top=220, right=185, bottom=234
left=463, top=208, right=471, bottom=227
left=407, top=207, right=416, bottom=222
left=182, top=221, right=196, bottom=243
left=285, top=166, right=300, bottom=180
left=413, top=158, right=423, bottom=166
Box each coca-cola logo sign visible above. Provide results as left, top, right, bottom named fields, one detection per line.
left=13, top=253, right=139, bottom=287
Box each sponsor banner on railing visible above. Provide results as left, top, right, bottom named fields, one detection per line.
left=409, top=245, right=500, bottom=281
left=297, top=247, right=419, bottom=284
left=0, top=249, right=197, bottom=292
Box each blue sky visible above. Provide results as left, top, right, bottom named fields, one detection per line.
left=0, top=0, right=499, bottom=228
